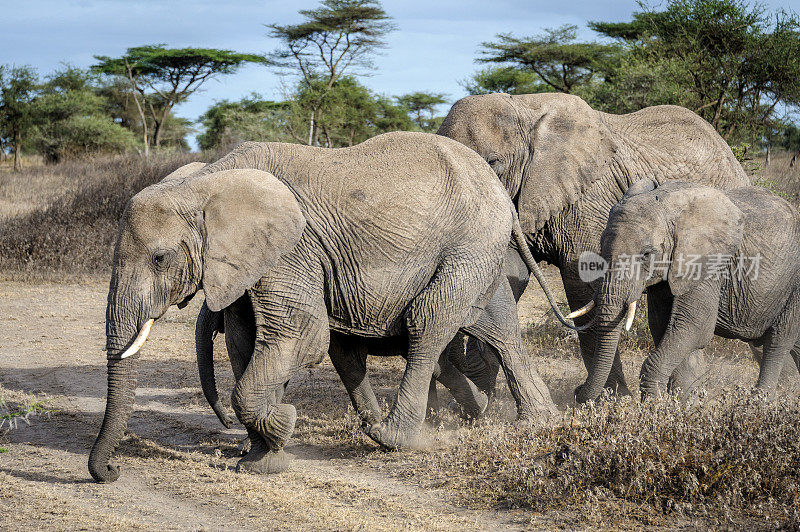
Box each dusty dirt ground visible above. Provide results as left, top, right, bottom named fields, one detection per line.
left=0, top=269, right=783, bottom=531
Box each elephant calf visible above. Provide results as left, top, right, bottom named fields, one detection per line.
left=575, top=179, right=800, bottom=402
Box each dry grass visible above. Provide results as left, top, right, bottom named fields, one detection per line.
left=752, top=149, right=800, bottom=206
left=0, top=152, right=213, bottom=279
left=401, top=390, right=800, bottom=528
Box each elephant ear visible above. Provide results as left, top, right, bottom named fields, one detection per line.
left=189, top=169, right=306, bottom=312
left=159, top=162, right=207, bottom=185
left=667, top=187, right=744, bottom=296
left=513, top=95, right=619, bottom=232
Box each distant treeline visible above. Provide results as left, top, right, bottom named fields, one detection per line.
left=1, top=0, right=799, bottom=171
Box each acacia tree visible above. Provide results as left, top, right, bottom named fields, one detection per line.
left=395, top=92, right=447, bottom=132
left=283, top=76, right=411, bottom=147
left=267, top=0, right=395, bottom=145
left=590, top=0, right=800, bottom=144
left=477, top=25, right=620, bottom=94
left=31, top=65, right=135, bottom=162
left=93, top=46, right=268, bottom=154
left=197, top=95, right=291, bottom=150
left=0, top=65, right=39, bottom=171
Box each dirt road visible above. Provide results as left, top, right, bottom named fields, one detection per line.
left=0, top=276, right=570, bottom=531
left=1, top=271, right=774, bottom=530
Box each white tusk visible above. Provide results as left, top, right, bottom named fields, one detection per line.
left=119, top=319, right=154, bottom=359
left=624, top=301, right=637, bottom=331
left=566, top=300, right=595, bottom=319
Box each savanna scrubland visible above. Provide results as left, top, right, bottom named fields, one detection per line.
left=2, top=148, right=800, bottom=530
left=3, top=0, right=800, bottom=529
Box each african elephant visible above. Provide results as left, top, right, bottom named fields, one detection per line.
left=89, top=132, right=575, bottom=483
left=576, top=180, right=800, bottom=402
left=437, top=92, right=750, bottom=397
left=195, top=245, right=534, bottom=430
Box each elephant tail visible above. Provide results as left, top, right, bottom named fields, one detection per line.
left=511, top=214, right=591, bottom=332
left=196, top=301, right=235, bottom=429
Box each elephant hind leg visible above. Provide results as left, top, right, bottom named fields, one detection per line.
left=462, top=278, right=557, bottom=419
left=365, top=261, right=485, bottom=450
left=755, top=330, right=796, bottom=397
left=329, top=332, right=382, bottom=424
left=755, top=290, right=800, bottom=396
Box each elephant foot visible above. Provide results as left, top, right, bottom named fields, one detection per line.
left=605, top=379, right=632, bottom=398
left=516, top=400, right=559, bottom=421
left=574, top=382, right=595, bottom=405
left=236, top=438, right=293, bottom=474
left=258, top=403, right=297, bottom=450
left=446, top=392, right=489, bottom=421
left=639, top=380, right=668, bottom=401
left=364, top=419, right=425, bottom=450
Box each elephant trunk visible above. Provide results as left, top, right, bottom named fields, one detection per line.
left=88, top=354, right=139, bottom=482
left=575, top=278, right=627, bottom=403
left=89, top=283, right=149, bottom=483
left=196, top=301, right=233, bottom=428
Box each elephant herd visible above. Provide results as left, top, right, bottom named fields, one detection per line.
left=89, top=92, right=798, bottom=483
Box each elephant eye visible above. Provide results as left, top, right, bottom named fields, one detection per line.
left=486, top=155, right=504, bottom=172
left=153, top=250, right=173, bottom=270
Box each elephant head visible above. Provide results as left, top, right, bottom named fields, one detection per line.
left=89, top=163, right=305, bottom=482
left=437, top=92, right=618, bottom=233
left=574, top=180, right=744, bottom=402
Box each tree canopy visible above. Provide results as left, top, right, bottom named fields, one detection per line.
left=469, top=0, right=800, bottom=152
left=477, top=25, right=620, bottom=94
left=93, top=46, right=267, bottom=152
left=267, top=0, right=396, bottom=146
left=0, top=65, right=39, bottom=170
left=395, top=92, right=448, bottom=132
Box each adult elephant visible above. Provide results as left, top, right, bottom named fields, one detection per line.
left=437, top=92, right=750, bottom=396
left=88, top=132, right=574, bottom=482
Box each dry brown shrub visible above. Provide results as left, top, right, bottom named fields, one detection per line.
left=0, top=152, right=214, bottom=278
left=414, top=390, right=800, bottom=527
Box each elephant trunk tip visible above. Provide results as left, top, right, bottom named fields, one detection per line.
left=88, top=459, right=121, bottom=483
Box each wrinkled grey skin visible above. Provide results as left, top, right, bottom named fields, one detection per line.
left=90, top=132, right=572, bottom=482
left=196, top=297, right=492, bottom=437
left=577, top=180, right=800, bottom=402
left=196, top=245, right=530, bottom=432
left=437, top=92, right=750, bottom=398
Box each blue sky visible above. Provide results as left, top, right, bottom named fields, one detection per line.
left=2, top=0, right=798, bottom=149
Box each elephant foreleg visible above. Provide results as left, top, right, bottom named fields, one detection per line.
left=434, top=350, right=488, bottom=419
left=640, top=282, right=719, bottom=398
left=649, top=282, right=708, bottom=399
